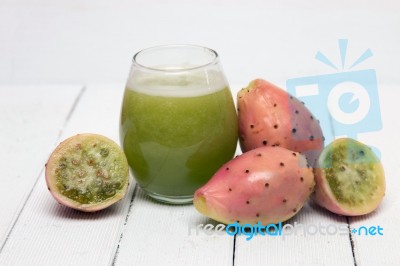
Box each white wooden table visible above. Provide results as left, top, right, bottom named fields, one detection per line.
left=0, top=83, right=398, bottom=266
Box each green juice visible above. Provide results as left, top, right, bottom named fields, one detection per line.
left=120, top=83, right=238, bottom=200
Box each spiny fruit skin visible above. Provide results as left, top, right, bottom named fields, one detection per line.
left=193, top=146, right=315, bottom=225
left=237, top=79, right=324, bottom=167
left=314, top=138, right=385, bottom=216
left=45, top=134, right=130, bottom=212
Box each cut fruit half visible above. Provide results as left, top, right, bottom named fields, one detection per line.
left=45, top=134, right=129, bottom=212
left=314, top=138, right=385, bottom=216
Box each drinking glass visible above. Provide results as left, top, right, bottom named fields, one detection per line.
left=120, top=44, right=238, bottom=204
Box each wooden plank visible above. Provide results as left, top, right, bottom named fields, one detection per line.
left=348, top=85, right=400, bottom=265
left=0, top=84, right=136, bottom=265
left=114, top=189, right=234, bottom=265
left=0, top=85, right=82, bottom=248
left=234, top=203, right=355, bottom=265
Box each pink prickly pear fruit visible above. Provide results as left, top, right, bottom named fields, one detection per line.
left=237, top=79, right=324, bottom=167
left=314, top=138, right=385, bottom=216
left=193, top=146, right=315, bottom=225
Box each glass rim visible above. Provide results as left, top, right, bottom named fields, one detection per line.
left=132, top=44, right=219, bottom=72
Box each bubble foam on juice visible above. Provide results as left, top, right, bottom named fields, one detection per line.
left=126, top=68, right=228, bottom=97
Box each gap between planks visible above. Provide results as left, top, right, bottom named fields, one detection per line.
left=111, top=185, right=138, bottom=266
left=0, top=86, right=86, bottom=254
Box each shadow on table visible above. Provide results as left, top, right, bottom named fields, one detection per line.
left=44, top=200, right=126, bottom=220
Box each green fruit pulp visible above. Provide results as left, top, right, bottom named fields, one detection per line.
left=120, top=87, right=238, bottom=197
left=319, top=139, right=383, bottom=207
left=55, top=139, right=128, bottom=204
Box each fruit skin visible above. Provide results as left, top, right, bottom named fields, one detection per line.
left=193, top=146, right=315, bottom=225
left=45, top=134, right=130, bottom=212
left=314, top=138, right=385, bottom=216
left=237, top=79, right=324, bottom=167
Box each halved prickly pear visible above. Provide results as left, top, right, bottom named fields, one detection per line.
left=194, top=146, right=315, bottom=225
left=314, top=138, right=385, bottom=216
left=45, top=134, right=130, bottom=212
left=237, top=79, right=324, bottom=167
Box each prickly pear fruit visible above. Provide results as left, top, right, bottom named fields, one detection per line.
left=237, top=79, right=324, bottom=167
left=45, top=134, right=130, bottom=212
left=314, top=138, right=385, bottom=216
left=193, top=146, right=314, bottom=225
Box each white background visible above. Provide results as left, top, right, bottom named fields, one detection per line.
left=1, top=0, right=399, bottom=87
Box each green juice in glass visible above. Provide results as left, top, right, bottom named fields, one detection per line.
left=120, top=72, right=238, bottom=203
